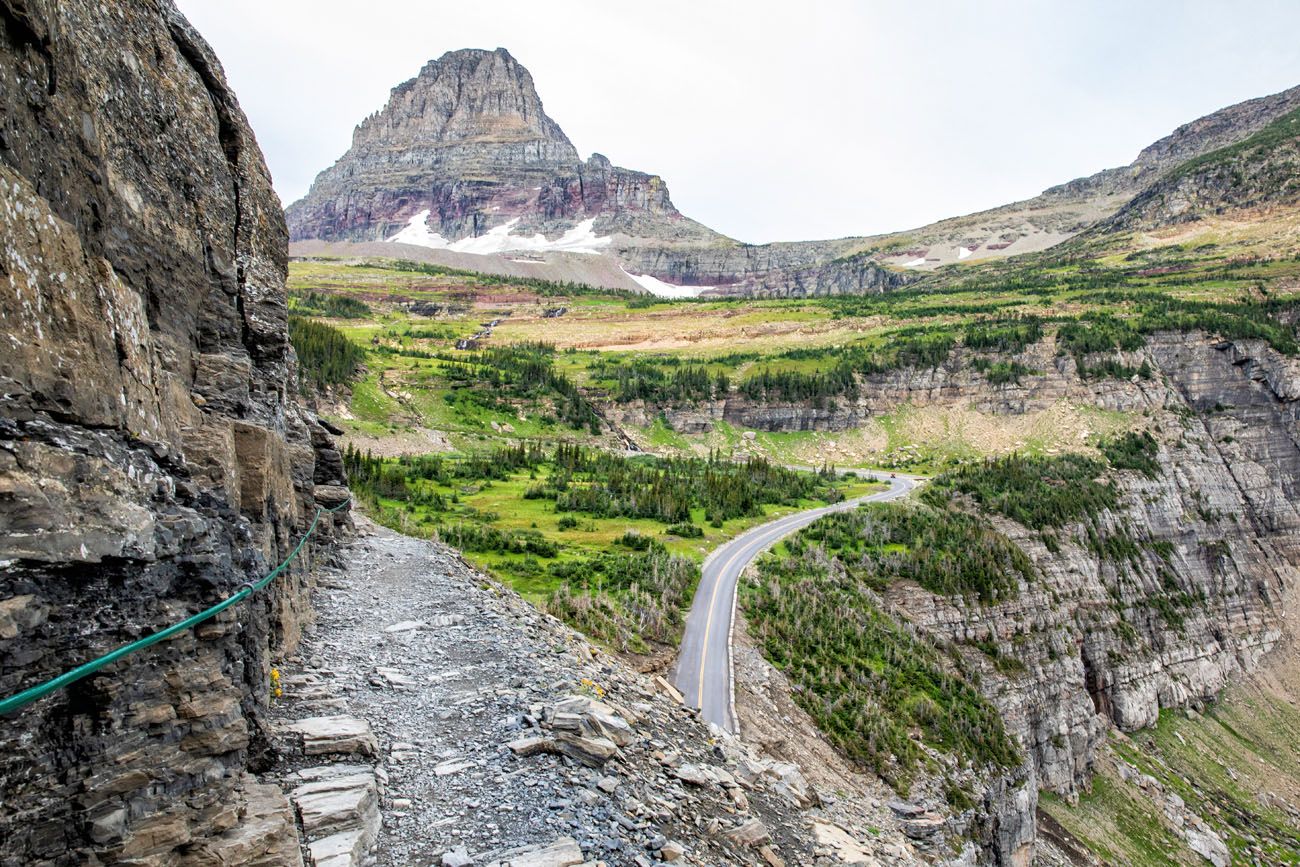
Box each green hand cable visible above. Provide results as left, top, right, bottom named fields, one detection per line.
left=0, top=497, right=349, bottom=716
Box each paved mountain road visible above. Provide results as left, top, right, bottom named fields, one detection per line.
left=671, top=473, right=917, bottom=732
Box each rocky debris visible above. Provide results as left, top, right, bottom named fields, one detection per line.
left=1184, top=827, right=1230, bottom=867
left=659, top=839, right=686, bottom=861
left=485, top=836, right=584, bottom=866
left=442, top=846, right=474, bottom=867
left=0, top=1, right=349, bottom=863
left=267, top=519, right=934, bottom=866
left=811, top=819, right=876, bottom=865
left=886, top=802, right=948, bottom=841
left=736, top=759, right=817, bottom=809
left=1115, top=758, right=1231, bottom=867
left=724, top=818, right=771, bottom=846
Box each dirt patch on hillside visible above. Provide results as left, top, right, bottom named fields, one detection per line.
left=765, top=400, right=1137, bottom=468
left=494, top=307, right=880, bottom=355
left=340, top=427, right=454, bottom=458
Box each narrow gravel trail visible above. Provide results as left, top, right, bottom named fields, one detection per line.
left=273, top=519, right=841, bottom=866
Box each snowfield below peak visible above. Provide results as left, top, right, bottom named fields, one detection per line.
left=387, top=210, right=612, bottom=255
left=621, top=269, right=711, bottom=298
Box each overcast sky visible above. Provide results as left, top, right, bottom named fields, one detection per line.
left=177, top=0, right=1300, bottom=245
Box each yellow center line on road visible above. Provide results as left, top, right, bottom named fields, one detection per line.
left=696, top=532, right=766, bottom=706
left=689, top=478, right=909, bottom=718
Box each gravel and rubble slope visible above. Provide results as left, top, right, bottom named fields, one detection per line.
left=270, top=519, right=939, bottom=866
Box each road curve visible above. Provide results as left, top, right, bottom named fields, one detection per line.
left=671, top=472, right=917, bottom=733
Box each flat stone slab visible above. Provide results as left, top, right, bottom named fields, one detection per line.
left=724, top=819, right=771, bottom=847
left=283, top=715, right=378, bottom=757
left=486, top=836, right=584, bottom=866
left=290, top=771, right=379, bottom=838
left=309, top=828, right=371, bottom=867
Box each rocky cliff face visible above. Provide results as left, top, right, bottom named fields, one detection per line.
left=888, top=335, right=1299, bottom=863
left=1102, top=108, right=1300, bottom=231
left=0, top=2, right=347, bottom=863
left=613, top=331, right=1300, bottom=850
left=1128, top=83, right=1300, bottom=178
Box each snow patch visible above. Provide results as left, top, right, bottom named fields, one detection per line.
left=386, top=211, right=611, bottom=255
left=902, top=257, right=928, bottom=268
left=621, top=268, right=711, bottom=298
left=957, top=246, right=973, bottom=260
left=387, top=209, right=450, bottom=248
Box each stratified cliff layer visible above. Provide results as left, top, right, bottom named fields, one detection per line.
left=0, top=2, right=347, bottom=863
left=611, top=329, right=1300, bottom=860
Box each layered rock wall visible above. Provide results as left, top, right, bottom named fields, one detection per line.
left=615, top=332, right=1299, bottom=810
left=0, top=2, right=347, bottom=863
left=885, top=335, right=1298, bottom=795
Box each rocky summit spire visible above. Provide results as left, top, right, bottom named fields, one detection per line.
left=350, top=48, right=579, bottom=170
left=285, top=47, right=693, bottom=245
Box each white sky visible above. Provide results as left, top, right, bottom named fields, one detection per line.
left=177, top=0, right=1300, bottom=245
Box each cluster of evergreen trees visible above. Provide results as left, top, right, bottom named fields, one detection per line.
left=739, top=331, right=955, bottom=403
left=1099, top=430, right=1161, bottom=478
left=738, top=363, right=858, bottom=403
left=438, top=342, right=601, bottom=433
left=924, top=452, right=1119, bottom=530
left=743, top=513, right=1021, bottom=789
left=963, top=315, right=1043, bottom=353
left=1077, top=290, right=1300, bottom=355
left=590, top=359, right=729, bottom=403
left=342, top=441, right=546, bottom=505
left=794, top=503, right=1030, bottom=602
left=288, top=315, right=366, bottom=389
left=546, top=543, right=699, bottom=652
left=547, top=444, right=829, bottom=525
left=970, top=358, right=1037, bottom=385
left=436, top=523, right=558, bottom=558
left=288, top=290, right=371, bottom=319
left=343, top=441, right=829, bottom=529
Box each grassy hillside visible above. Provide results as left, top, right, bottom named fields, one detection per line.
left=1042, top=686, right=1300, bottom=865
left=286, top=199, right=1300, bottom=849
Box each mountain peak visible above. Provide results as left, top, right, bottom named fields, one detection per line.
left=286, top=48, right=701, bottom=248
left=358, top=46, right=574, bottom=155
